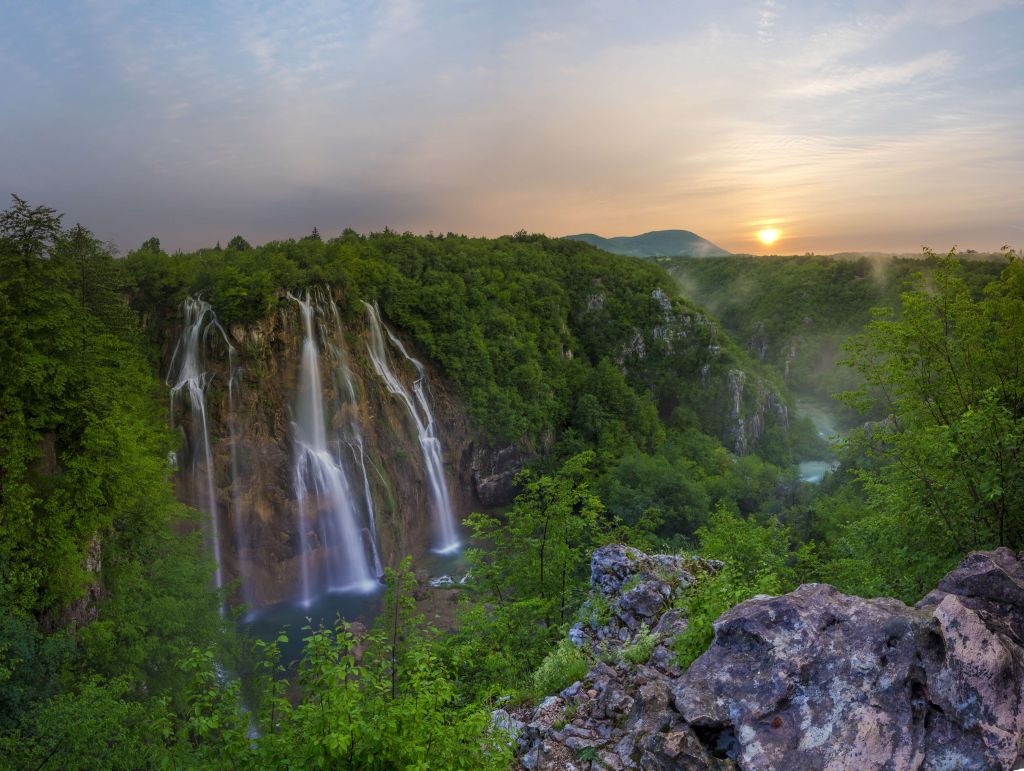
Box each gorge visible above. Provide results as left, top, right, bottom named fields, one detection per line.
left=5, top=202, right=1021, bottom=768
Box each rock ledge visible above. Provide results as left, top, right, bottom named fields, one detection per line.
left=513, top=546, right=1024, bottom=770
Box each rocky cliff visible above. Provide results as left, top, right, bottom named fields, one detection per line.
left=582, top=286, right=790, bottom=456
left=508, top=545, right=1024, bottom=770
left=161, top=289, right=517, bottom=608
left=160, top=280, right=792, bottom=609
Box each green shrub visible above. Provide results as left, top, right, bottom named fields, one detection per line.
left=533, top=639, right=590, bottom=696
left=620, top=624, right=658, bottom=666
left=673, top=568, right=782, bottom=669
left=576, top=593, right=613, bottom=629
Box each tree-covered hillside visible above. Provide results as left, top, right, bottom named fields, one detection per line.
left=0, top=200, right=806, bottom=766
left=665, top=254, right=1005, bottom=417
left=126, top=228, right=798, bottom=464
left=5, top=194, right=1022, bottom=767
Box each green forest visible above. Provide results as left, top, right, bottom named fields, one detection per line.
left=2, top=195, right=1022, bottom=768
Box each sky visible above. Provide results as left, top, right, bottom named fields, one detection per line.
left=2, top=0, right=1022, bottom=255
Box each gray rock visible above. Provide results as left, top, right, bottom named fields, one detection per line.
left=517, top=546, right=1024, bottom=771
left=617, top=580, right=670, bottom=630
left=568, top=622, right=587, bottom=647
left=589, top=544, right=720, bottom=600
left=490, top=708, right=524, bottom=739
left=673, top=550, right=1024, bottom=770
left=471, top=444, right=525, bottom=507
left=560, top=680, right=582, bottom=702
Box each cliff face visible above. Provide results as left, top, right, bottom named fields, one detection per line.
left=162, top=289, right=498, bottom=608
left=511, top=546, right=1024, bottom=770
left=160, top=283, right=791, bottom=609
left=584, top=286, right=790, bottom=457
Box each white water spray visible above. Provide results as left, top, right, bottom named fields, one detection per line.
left=290, top=292, right=377, bottom=604
left=363, top=301, right=460, bottom=553
left=226, top=351, right=253, bottom=607
left=319, top=293, right=385, bottom=578
left=167, top=297, right=229, bottom=606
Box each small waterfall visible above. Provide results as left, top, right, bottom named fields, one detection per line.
left=290, top=291, right=377, bottom=604
left=351, top=434, right=384, bottom=576
left=167, top=297, right=229, bottom=607
left=363, top=301, right=460, bottom=554
left=319, top=293, right=384, bottom=578
left=227, top=351, right=253, bottom=607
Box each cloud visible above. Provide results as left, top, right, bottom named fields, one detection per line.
left=0, top=0, right=1021, bottom=254
left=783, top=51, right=958, bottom=98
left=367, top=0, right=422, bottom=52
left=757, top=0, right=780, bottom=42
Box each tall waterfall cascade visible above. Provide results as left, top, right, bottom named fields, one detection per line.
left=166, top=292, right=462, bottom=610
left=226, top=350, right=252, bottom=607
left=321, top=295, right=385, bottom=578
left=166, top=297, right=231, bottom=605
left=289, top=291, right=379, bottom=604
left=363, top=301, right=461, bottom=554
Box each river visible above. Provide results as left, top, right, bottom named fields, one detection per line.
left=796, top=396, right=842, bottom=484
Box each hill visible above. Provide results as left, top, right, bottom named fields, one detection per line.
left=566, top=229, right=730, bottom=258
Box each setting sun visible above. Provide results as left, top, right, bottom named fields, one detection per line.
left=757, top=228, right=780, bottom=246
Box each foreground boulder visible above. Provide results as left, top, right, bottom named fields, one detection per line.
left=516, top=546, right=1024, bottom=770
left=516, top=545, right=728, bottom=770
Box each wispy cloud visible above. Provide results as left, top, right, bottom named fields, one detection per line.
left=367, top=0, right=423, bottom=52
left=783, top=50, right=958, bottom=98
left=757, top=0, right=780, bottom=42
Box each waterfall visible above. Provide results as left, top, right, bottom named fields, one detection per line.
left=290, top=291, right=377, bottom=604
left=363, top=301, right=460, bottom=554
left=319, top=292, right=384, bottom=578
left=350, top=433, right=384, bottom=577
left=227, top=351, right=253, bottom=607
left=167, top=297, right=229, bottom=606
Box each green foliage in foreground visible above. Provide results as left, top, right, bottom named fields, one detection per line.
left=533, top=639, right=591, bottom=696
left=446, top=452, right=608, bottom=700
left=177, top=560, right=511, bottom=770
left=620, top=623, right=659, bottom=666
left=3, top=562, right=512, bottom=770
left=820, top=249, right=1024, bottom=599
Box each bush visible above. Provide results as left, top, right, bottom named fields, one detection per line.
left=532, top=639, right=590, bottom=696
left=673, top=568, right=783, bottom=669
left=620, top=624, right=658, bottom=666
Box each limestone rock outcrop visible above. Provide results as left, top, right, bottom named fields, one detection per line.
left=515, top=546, right=1024, bottom=770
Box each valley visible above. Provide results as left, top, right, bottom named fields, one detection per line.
left=2, top=199, right=1021, bottom=768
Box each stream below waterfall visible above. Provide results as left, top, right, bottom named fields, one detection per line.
left=240, top=548, right=469, bottom=667
left=795, top=395, right=843, bottom=484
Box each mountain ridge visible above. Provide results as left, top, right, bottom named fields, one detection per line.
left=566, top=229, right=731, bottom=258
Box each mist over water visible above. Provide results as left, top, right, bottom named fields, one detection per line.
left=796, top=395, right=841, bottom=484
